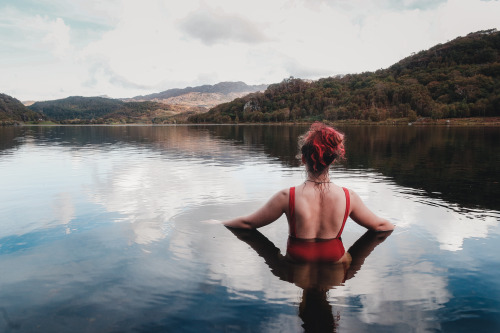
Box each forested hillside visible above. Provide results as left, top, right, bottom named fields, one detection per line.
left=28, top=96, right=189, bottom=124
left=29, top=96, right=124, bottom=121
left=189, top=29, right=500, bottom=123
left=0, top=93, right=45, bottom=125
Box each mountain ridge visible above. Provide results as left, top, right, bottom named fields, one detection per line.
left=21, top=81, right=268, bottom=124
left=126, top=81, right=268, bottom=101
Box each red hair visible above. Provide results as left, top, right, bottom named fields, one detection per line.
left=299, top=122, right=345, bottom=175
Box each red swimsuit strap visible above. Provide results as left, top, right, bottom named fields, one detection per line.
left=336, top=187, right=350, bottom=238
left=289, top=187, right=296, bottom=237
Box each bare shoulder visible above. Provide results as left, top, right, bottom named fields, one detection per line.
left=341, top=187, right=358, bottom=208
left=279, top=187, right=291, bottom=196
left=346, top=187, right=360, bottom=205
left=347, top=188, right=372, bottom=207
left=273, top=188, right=290, bottom=200
left=262, top=188, right=290, bottom=211
left=223, top=187, right=290, bottom=229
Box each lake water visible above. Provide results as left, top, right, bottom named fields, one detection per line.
left=0, top=124, right=499, bottom=332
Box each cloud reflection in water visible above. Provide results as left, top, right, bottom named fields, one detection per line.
left=1, top=125, right=499, bottom=331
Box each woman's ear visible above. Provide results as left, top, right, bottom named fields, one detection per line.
left=301, top=155, right=306, bottom=164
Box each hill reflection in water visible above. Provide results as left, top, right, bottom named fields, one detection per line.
left=195, top=124, right=500, bottom=211
left=2, top=124, right=498, bottom=210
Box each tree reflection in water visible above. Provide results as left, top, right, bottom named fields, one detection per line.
left=228, top=228, right=392, bottom=332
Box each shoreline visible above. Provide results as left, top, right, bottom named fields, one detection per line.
left=327, top=117, right=500, bottom=127
left=3, top=117, right=500, bottom=127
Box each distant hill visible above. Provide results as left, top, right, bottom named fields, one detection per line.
left=29, top=96, right=124, bottom=121
left=0, top=93, right=45, bottom=124
left=125, top=81, right=268, bottom=108
left=27, top=96, right=205, bottom=124
left=189, top=29, right=500, bottom=123
left=18, top=82, right=267, bottom=124
left=129, top=81, right=268, bottom=100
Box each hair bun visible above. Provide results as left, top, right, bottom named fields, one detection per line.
left=299, top=122, right=345, bottom=174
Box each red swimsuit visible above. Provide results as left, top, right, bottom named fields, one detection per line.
left=286, top=187, right=351, bottom=262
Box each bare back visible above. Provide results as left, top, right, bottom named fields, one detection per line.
left=289, top=183, right=349, bottom=239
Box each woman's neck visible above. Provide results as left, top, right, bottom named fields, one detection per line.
left=305, top=173, right=331, bottom=184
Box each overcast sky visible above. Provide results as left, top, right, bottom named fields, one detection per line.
left=1, top=0, right=499, bottom=101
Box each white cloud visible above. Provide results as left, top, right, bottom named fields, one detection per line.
left=1, top=0, right=499, bottom=100
left=38, top=16, right=73, bottom=58
left=0, top=11, right=73, bottom=58
left=179, top=4, right=269, bottom=45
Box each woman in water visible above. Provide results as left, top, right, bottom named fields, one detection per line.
left=222, top=122, right=394, bottom=264
left=226, top=227, right=393, bottom=330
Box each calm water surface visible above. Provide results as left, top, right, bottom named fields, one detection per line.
left=0, top=125, right=499, bottom=332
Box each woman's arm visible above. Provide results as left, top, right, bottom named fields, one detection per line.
left=223, top=189, right=288, bottom=229
left=349, top=189, right=395, bottom=231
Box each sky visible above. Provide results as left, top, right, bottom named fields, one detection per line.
left=1, top=0, right=499, bottom=102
